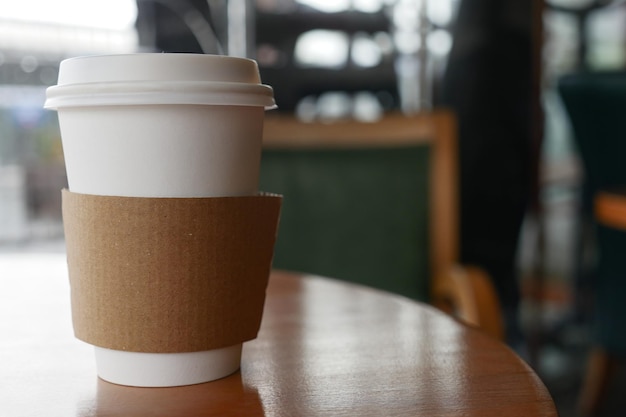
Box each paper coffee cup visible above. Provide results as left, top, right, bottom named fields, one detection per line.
left=45, top=54, right=275, bottom=387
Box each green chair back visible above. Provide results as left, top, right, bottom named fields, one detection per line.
left=559, top=71, right=626, bottom=353
left=260, top=145, right=431, bottom=301
left=559, top=71, right=626, bottom=211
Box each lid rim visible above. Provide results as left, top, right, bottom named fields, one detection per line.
left=46, top=80, right=274, bottom=94
left=44, top=98, right=277, bottom=110
left=45, top=81, right=275, bottom=110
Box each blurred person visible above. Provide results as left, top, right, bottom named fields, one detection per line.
left=442, top=0, right=536, bottom=347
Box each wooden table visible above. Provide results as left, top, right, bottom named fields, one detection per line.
left=0, top=253, right=557, bottom=416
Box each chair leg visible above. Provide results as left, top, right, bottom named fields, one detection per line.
left=577, top=347, right=619, bottom=417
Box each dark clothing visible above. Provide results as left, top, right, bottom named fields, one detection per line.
left=442, top=0, right=534, bottom=343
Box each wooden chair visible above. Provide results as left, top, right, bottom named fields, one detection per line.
left=260, top=110, right=504, bottom=340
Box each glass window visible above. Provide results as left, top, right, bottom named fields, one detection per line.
left=0, top=0, right=137, bottom=249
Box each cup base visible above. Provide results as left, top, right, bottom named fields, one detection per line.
left=94, top=344, right=242, bottom=387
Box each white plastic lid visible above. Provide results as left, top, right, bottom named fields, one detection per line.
left=45, top=54, right=275, bottom=109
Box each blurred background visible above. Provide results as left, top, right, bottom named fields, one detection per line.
left=1, top=0, right=626, bottom=416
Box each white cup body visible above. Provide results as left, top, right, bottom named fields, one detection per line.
left=60, top=105, right=264, bottom=197
left=46, top=54, right=274, bottom=387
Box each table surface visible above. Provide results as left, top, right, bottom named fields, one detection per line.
left=0, top=252, right=557, bottom=417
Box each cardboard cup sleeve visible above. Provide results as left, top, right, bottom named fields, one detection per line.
left=62, top=190, right=282, bottom=353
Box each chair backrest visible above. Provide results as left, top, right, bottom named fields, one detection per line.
left=259, top=111, right=458, bottom=301
left=558, top=71, right=626, bottom=210
left=559, top=72, right=626, bottom=355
